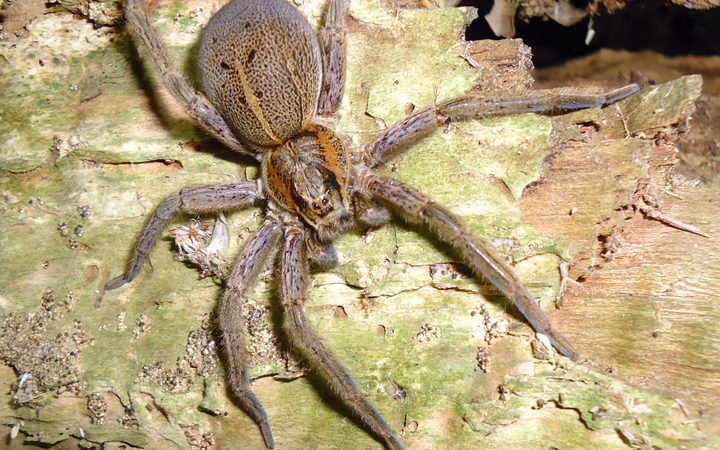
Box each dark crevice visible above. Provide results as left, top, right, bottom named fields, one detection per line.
left=459, top=0, right=720, bottom=68
left=79, top=158, right=184, bottom=174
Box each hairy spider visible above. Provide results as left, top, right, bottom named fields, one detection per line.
left=107, top=0, right=639, bottom=448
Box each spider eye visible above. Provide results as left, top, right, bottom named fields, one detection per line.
left=311, top=196, right=332, bottom=214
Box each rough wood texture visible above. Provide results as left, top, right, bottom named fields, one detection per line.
left=521, top=91, right=720, bottom=432
left=0, top=1, right=716, bottom=449
left=534, top=49, right=720, bottom=435
left=560, top=179, right=720, bottom=422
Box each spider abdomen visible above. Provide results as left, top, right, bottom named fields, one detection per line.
left=198, top=0, right=322, bottom=148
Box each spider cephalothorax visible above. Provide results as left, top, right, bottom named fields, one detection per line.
left=107, top=0, right=639, bottom=448
left=262, top=125, right=353, bottom=241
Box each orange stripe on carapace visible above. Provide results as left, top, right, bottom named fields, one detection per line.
left=265, top=153, right=298, bottom=212
left=312, top=125, right=350, bottom=207
left=312, top=125, right=345, bottom=182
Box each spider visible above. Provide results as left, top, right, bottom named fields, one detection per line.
left=106, top=0, right=639, bottom=448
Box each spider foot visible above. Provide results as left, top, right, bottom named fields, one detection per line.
left=259, top=422, right=275, bottom=449
left=105, top=258, right=144, bottom=290
left=104, top=276, right=130, bottom=291
left=231, top=387, right=276, bottom=448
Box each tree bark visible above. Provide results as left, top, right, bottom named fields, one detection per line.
left=0, top=1, right=715, bottom=448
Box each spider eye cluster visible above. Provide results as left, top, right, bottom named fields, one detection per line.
left=310, top=193, right=334, bottom=217
left=198, top=0, right=322, bottom=147
left=261, top=126, right=352, bottom=240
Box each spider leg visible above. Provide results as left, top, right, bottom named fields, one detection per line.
left=365, top=84, right=640, bottom=167
left=280, top=226, right=405, bottom=450
left=106, top=181, right=262, bottom=290
left=307, top=237, right=339, bottom=271
left=361, top=172, right=579, bottom=361
left=125, top=0, right=256, bottom=157
left=352, top=191, right=392, bottom=228
left=317, top=0, right=350, bottom=115
left=219, top=220, right=283, bottom=449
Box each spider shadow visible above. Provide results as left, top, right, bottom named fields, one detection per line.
left=265, top=295, right=394, bottom=448
left=122, top=29, right=257, bottom=170
left=394, top=219, right=526, bottom=320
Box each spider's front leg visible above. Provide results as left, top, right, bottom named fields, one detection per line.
left=125, top=0, right=256, bottom=156
left=361, top=172, right=579, bottom=361
left=219, top=220, right=282, bottom=449
left=365, top=84, right=640, bottom=167
left=106, top=181, right=262, bottom=290
left=280, top=225, right=405, bottom=450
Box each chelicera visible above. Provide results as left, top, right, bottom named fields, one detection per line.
left=107, top=0, right=639, bottom=448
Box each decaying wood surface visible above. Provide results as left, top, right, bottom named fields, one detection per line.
left=0, top=1, right=717, bottom=448
left=534, top=48, right=720, bottom=437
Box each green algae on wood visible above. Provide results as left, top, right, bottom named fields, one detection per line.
left=0, top=0, right=711, bottom=449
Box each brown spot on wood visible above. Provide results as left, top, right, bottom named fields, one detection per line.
left=82, top=265, right=99, bottom=284
left=333, top=305, right=347, bottom=319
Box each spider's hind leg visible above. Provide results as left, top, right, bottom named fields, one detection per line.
left=219, top=220, right=283, bottom=449
left=280, top=225, right=405, bottom=450
left=365, top=84, right=641, bottom=167
left=124, top=0, right=255, bottom=155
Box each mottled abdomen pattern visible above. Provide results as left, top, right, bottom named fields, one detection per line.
left=198, top=0, right=322, bottom=147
